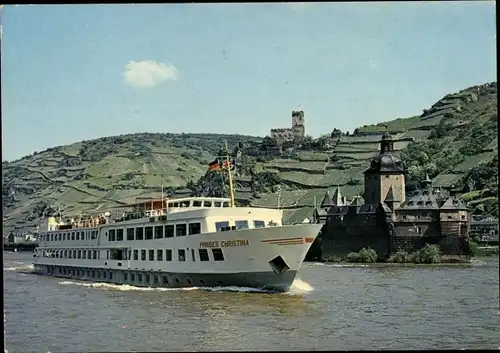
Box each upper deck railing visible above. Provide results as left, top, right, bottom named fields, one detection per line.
left=41, top=197, right=233, bottom=232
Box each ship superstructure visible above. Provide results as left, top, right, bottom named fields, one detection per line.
left=33, top=196, right=321, bottom=292
left=32, top=141, right=321, bottom=292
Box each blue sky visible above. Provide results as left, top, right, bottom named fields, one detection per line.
left=1, top=2, right=496, bottom=161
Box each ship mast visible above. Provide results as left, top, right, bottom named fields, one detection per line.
left=161, top=181, right=164, bottom=211
left=224, top=140, right=236, bottom=207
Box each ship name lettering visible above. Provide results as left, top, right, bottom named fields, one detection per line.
left=199, top=240, right=249, bottom=248
left=221, top=239, right=249, bottom=247
left=200, top=241, right=219, bottom=248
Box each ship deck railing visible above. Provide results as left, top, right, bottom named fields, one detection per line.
left=49, top=204, right=221, bottom=230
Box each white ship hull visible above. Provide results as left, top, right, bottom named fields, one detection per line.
left=33, top=222, right=322, bottom=292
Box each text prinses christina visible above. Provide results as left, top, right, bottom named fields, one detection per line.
left=199, top=240, right=249, bottom=248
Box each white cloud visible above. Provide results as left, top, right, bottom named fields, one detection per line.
left=122, top=60, right=179, bottom=88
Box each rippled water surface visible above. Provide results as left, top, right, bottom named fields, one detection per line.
left=4, top=252, right=499, bottom=352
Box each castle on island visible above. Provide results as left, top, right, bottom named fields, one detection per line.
left=314, top=132, right=471, bottom=259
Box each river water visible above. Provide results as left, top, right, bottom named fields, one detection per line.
left=4, top=252, right=499, bottom=352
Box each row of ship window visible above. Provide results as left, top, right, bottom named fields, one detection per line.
left=40, top=248, right=225, bottom=262
left=128, top=248, right=225, bottom=262
left=42, top=249, right=100, bottom=259
left=108, top=220, right=266, bottom=241
left=45, top=267, right=210, bottom=287
left=41, top=220, right=267, bottom=243
left=108, top=223, right=200, bottom=241
left=41, top=230, right=98, bottom=242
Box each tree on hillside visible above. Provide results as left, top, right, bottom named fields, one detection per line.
left=262, top=136, right=278, bottom=147
left=301, top=135, right=313, bottom=150
left=311, top=135, right=331, bottom=150
left=435, top=118, right=454, bottom=138
left=187, top=171, right=228, bottom=198
left=330, top=128, right=342, bottom=138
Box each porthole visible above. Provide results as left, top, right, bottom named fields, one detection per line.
left=175, top=277, right=180, bottom=284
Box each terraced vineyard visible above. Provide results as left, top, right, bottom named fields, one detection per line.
left=2, top=133, right=262, bottom=232
left=2, top=82, right=497, bottom=232
left=250, top=82, right=497, bottom=221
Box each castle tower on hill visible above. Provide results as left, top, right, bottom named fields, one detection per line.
left=363, top=131, right=406, bottom=210
left=291, top=110, right=305, bottom=139
left=269, top=110, right=305, bottom=142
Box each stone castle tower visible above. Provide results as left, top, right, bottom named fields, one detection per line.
left=363, top=132, right=406, bottom=209
left=291, top=110, right=305, bottom=139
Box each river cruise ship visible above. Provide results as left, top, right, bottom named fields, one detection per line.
left=33, top=141, right=322, bottom=292
left=32, top=196, right=322, bottom=292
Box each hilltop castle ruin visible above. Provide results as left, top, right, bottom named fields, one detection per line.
left=269, top=110, right=305, bottom=143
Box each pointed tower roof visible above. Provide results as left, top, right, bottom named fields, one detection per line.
left=331, top=185, right=344, bottom=206
left=364, top=132, right=404, bottom=175
left=384, top=185, right=396, bottom=202
left=320, top=190, right=333, bottom=207
left=381, top=130, right=393, bottom=141
left=421, top=172, right=432, bottom=188
left=350, top=196, right=365, bottom=206
left=440, top=197, right=468, bottom=211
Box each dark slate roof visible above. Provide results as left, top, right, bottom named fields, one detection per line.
left=364, top=152, right=405, bottom=174
left=326, top=205, right=350, bottom=216
left=363, top=131, right=405, bottom=174
left=440, top=197, right=468, bottom=211
left=380, top=203, right=393, bottom=213
left=320, top=191, right=333, bottom=208
left=398, top=189, right=440, bottom=210
left=315, top=207, right=329, bottom=217
left=358, top=204, right=378, bottom=214
left=331, top=186, right=343, bottom=206
left=433, top=187, right=447, bottom=204
left=384, top=186, right=396, bottom=202
left=381, top=131, right=393, bottom=141
left=350, top=196, right=365, bottom=206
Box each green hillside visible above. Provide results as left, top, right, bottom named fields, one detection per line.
left=250, top=82, right=497, bottom=221
left=2, top=133, right=262, bottom=232
left=3, top=82, right=497, bottom=233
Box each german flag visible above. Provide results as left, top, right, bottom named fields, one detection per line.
left=208, top=158, right=220, bottom=171
left=221, top=159, right=236, bottom=171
